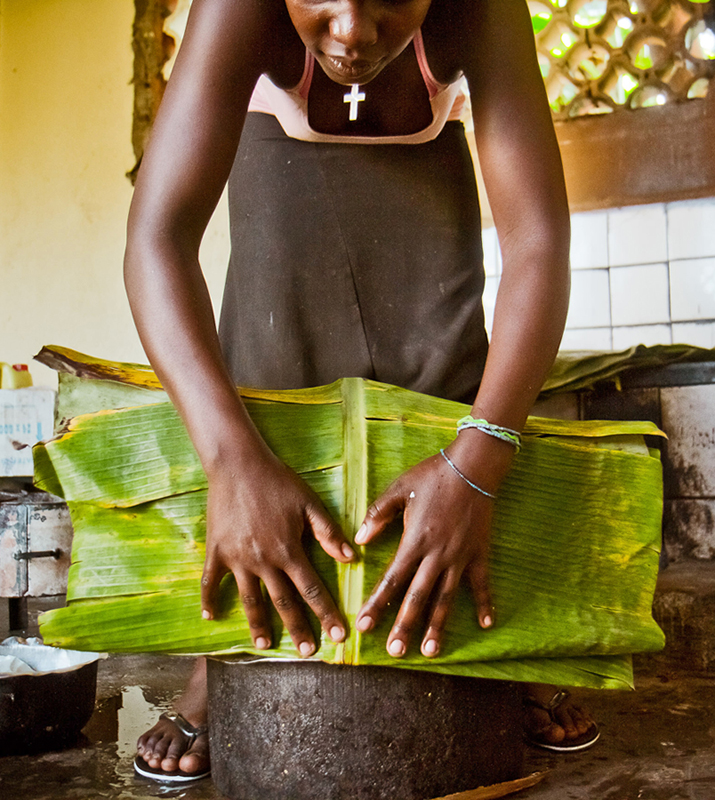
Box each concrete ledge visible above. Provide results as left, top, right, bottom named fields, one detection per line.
left=653, top=560, right=715, bottom=671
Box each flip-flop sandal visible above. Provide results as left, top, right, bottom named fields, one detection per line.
left=524, top=689, right=600, bottom=753
left=133, top=711, right=211, bottom=783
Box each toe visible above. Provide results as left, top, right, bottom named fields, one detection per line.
left=573, top=703, right=595, bottom=731
left=159, top=736, right=186, bottom=773
left=142, top=732, right=170, bottom=768
left=557, top=710, right=578, bottom=738
left=541, top=721, right=566, bottom=745
left=525, top=707, right=566, bottom=744
left=159, top=755, right=181, bottom=773
left=179, top=734, right=210, bottom=774
left=137, top=728, right=160, bottom=757
left=136, top=717, right=192, bottom=772
left=554, top=702, right=592, bottom=739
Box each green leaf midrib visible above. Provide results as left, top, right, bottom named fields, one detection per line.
left=338, top=377, right=367, bottom=665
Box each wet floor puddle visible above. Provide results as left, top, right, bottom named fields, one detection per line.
left=0, top=684, right=222, bottom=799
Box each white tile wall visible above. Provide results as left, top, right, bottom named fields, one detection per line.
left=569, top=211, right=608, bottom=270
left=667, top=199, right=715, bottom=261
left=670, top=257, right=715, bottom=321
left=482, top=275, right=499, bottom=336
left=672, top=322, right=715, bottom=348
left=560, top=327, right=613, bottom=351
left=610, top=263, right=670, bottom=326
left=612, top=324, right=672, bottom=350
left=482, top=198, right=715, bottom=352
left=608, top=204, right=668, bottom=267
left=481, top=227, right=500, bottom=278
left=566, top=269, right=611, bottom=328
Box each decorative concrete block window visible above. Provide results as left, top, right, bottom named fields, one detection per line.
left=532, top=0, right=715, bottom=118
left=535, top=0, right=715, bottom=211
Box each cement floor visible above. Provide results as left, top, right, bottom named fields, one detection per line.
left=2, top=603, right=715, bottom=800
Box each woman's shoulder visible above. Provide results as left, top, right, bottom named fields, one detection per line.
left=424, top=0, right=539, bottom=83
left=181, top=0, right=304, bottom=84
left=421, top=0, right=481, bottom=83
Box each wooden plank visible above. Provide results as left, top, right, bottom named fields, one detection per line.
left=431, top=771, right=548, bottom=800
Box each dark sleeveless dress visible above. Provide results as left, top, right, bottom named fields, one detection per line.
left=218, top=113, right=488, bottom=405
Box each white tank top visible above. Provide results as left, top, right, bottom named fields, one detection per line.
left=248, top=30, right=466, bottom=145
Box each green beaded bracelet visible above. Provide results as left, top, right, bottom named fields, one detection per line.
left=456, top=415, right=522, bottom=453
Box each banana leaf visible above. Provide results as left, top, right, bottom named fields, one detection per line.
left=542, top=343, right=715, bottom=395
left=34, top=347, right=666, bottom=689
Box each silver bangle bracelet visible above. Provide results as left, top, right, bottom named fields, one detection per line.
left=439, top=449, right=497, bottom=500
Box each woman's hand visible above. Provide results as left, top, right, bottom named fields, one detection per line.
left=201, top=445, right=356, bottom=657
left=354, top=433, right=507, bottom=659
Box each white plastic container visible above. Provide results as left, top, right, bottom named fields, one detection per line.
left=0, top=363, right=33, bottom=389
left=0, top=387, right=55, bottom=476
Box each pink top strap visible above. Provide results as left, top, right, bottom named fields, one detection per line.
left=247, top=30, right=466, bottom=145
left=412, top=29, right=444, bottom=100
left=297, top=49, right=314, bottom=101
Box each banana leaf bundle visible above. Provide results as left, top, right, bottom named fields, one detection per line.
left=34, top=347, right=666, bottom=690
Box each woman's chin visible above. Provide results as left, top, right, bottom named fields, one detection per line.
left=320, top=55, right=386, bottom=85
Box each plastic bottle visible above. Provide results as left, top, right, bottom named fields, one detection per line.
left=0, top=363, right=33, bottom=388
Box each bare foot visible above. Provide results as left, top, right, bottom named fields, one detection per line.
left=523, top=683, right=598, bottom=750
left=136, top=658, right=210, bottom=776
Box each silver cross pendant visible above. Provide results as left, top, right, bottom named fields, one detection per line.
left=343, top=84, right=366, bottom=121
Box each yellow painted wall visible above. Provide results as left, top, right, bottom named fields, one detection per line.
left=0, top=0, right=229, bottom=387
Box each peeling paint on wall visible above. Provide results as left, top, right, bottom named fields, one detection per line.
left=129, top=0, right=174, bottom=183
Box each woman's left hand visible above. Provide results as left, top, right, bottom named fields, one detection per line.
left=354, top=440, right=500, bottom=659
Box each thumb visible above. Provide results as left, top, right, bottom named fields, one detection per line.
left=355, top=482, right=405, bottom=546
left=306, top=502, right=356, bottom=562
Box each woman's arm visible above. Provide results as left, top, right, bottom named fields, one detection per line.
left=356, top=0, right=570, bottom=657
left=464, top=0, right=571, bottom=429
left=125, top=0, right=355, bottom=656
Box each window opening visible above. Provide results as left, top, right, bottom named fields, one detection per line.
left=530, top=0, right=715, bottom=117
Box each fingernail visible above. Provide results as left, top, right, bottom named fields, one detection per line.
left=342, top=543, right=355, bottom=559
left=388, top=639, right=405, bottom=657
left=330, top=626, right=345, bottom=642
left=482, top=614, right=492, bottom=628
left=255, top=637, right=270, bottom=650
left=299, top=641, right=315, bottom=657
left=202, top=609, right=211, bottom=620
left=356, top=615, right=373, bottom=632
left=423, top=639, right=439, bottom=657
left=354, top=524, right=368, bottom=544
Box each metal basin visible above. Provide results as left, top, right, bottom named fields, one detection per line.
left=0, top=638, right=101, bottom=755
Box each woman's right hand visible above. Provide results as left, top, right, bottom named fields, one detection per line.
left=200, top=445, right=356, bottom=657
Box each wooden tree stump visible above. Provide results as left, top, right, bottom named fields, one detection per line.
left=207, top=658, right=523, bottom=800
